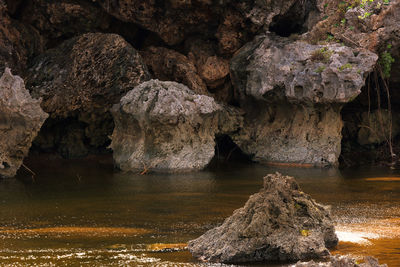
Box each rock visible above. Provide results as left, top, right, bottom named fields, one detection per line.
left=0, top=68, right=48, bottom=178
left=185, top=36, right=232, bottom=103
left=19, top=0, right=111, bottom=47
left=111, top=79, right=241, bottom=172
left=96, top=0, right=315, bottom=49
left=294, top=255, right=387, bottom=267
left=141, top=46, right=208, bottom=95
left=0, top=0, right=44, bottom=74
left=188, top=172, right=338, bottom=263
left=230, top=34, right=378, bottom=166
left=26, top=33, right=150, bottom=158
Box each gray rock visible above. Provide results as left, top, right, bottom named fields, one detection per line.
left=230, top=34, right=378, bottom=167
left=294, top=255, right=387, bottom=267
left=0, top=68, right=48, bottom=178
left=110, top=79, right=241, bottom=172
left=188, top=172, right=338, bottom=263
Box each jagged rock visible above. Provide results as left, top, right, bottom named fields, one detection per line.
left=230, top=34, right=378, bottom=166
left=26, top=33, right=150, bottom=158
left=111, top=79, right=242, bottom=172
left=188, top=172, right=338, bottom=263
left=0, top=68, right=48, bottom=178
left=0, top=0, right=44, bottom=74
left=141, top=46, right=208, bottom=95
left=96, top=0, right=318, bottom=49
left=19, top=0, right=111, bottom=47
left=294, top=255, right=387, bottom=267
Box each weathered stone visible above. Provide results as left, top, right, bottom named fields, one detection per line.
left=111, top=79, right=242, bottom=172
left=96, top=0, right=312, bottom=49
left=26, top=33, right=150, bottom=158
left=230, top=34, right=378, bottom=166
left=294, top=255, right=387, bottom=267
left=0, top=0, right=44, bottom=75
left=20, top=0, right=111, bottom=46
left=141, top=46, right=208, bottom=95
left=188, top=172, right=338, bottom=263
left=0, top=68, right=48, bottom=178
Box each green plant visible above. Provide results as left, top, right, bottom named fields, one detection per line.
left=379, top=45, right=395, bottom=78
left=311, top=47, right=333, bottom=63
left=339, top=63, right=353, bottom=71
left=315, top=65, right=326, bottom=73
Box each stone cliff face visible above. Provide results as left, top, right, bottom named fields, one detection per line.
left=0, top=0, right=399, bottom=174
left=230, top=34, right=378, bottom=166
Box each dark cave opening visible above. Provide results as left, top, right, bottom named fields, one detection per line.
left=339, top=73, right=400, bottom=168
left=30, top=114, right=113, bottom=159
left=209, top=135, right=250, bottom=167
left=269, top=0, right=317, bottom=37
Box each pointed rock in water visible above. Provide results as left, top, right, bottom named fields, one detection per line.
left=0, top=68, right=48, bottom=178
left=188, top=172, right=338, bottom=263
left=110, top=79, right=242, bottom=172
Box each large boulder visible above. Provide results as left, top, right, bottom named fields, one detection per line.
left=111, top=79, right=242, bottom=172
left=26, top=33, right=150, bottom=158
left=188, top=172, right=338, bottom=263
left=19, top=0, right=111, bottom=46
left=230, top=34, right=378, bottom=166
left=0, top=68, right=48, bottom=178
left=0, top=0, right=44, bottom=75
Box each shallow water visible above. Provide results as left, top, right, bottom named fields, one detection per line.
left=1, top=155, right=400, bottom=266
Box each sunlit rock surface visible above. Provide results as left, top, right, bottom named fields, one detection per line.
left=111, top=79, right=242, bottom=172
left=188, top=173, right=338, bottom=263
left=0, top=68, right=48, bottom=178
left=230, top=34, right=378, bottom=167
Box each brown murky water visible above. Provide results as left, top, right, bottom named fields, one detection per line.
left=1, top=155, right=400, bottom=266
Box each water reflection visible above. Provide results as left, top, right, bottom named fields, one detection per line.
left=0, top=155, right=399, bottom=266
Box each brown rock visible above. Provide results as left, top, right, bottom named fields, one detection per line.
left=20, top=0, right=111, bottom=47
left=141, top=46, right=208, bottom=95
left=26, top=33, right=150, bottom=158
left=0, top=0, right=44, bottom=74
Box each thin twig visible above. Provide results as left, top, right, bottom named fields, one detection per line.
left=22, top=163, right=36, bottom=182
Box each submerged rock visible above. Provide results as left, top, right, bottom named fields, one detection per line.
left=294, top=255, right=387, bottom=267
left=188, top=172, right=338, bottom=263
left=230, top=34, right=378, bottom=167
left=26, top=33, right=150, bottom=158
left=0, top=68, right=48, bottom=178
left=111, top=79, right=241, bottom=172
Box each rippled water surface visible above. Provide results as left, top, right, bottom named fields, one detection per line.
left=1, top=155, right=400, bottom=266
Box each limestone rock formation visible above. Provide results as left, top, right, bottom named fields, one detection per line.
left=188, top=172, right=338, bottom=263
left=294, top=255, right=387, bottom=267
left=0, top=68, right=48, bottom=178
left=26, top=33, right=150, bottom=158
left=111, top=79, right=242, bottom=172
left=230, top=34, right=378, bottom=166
